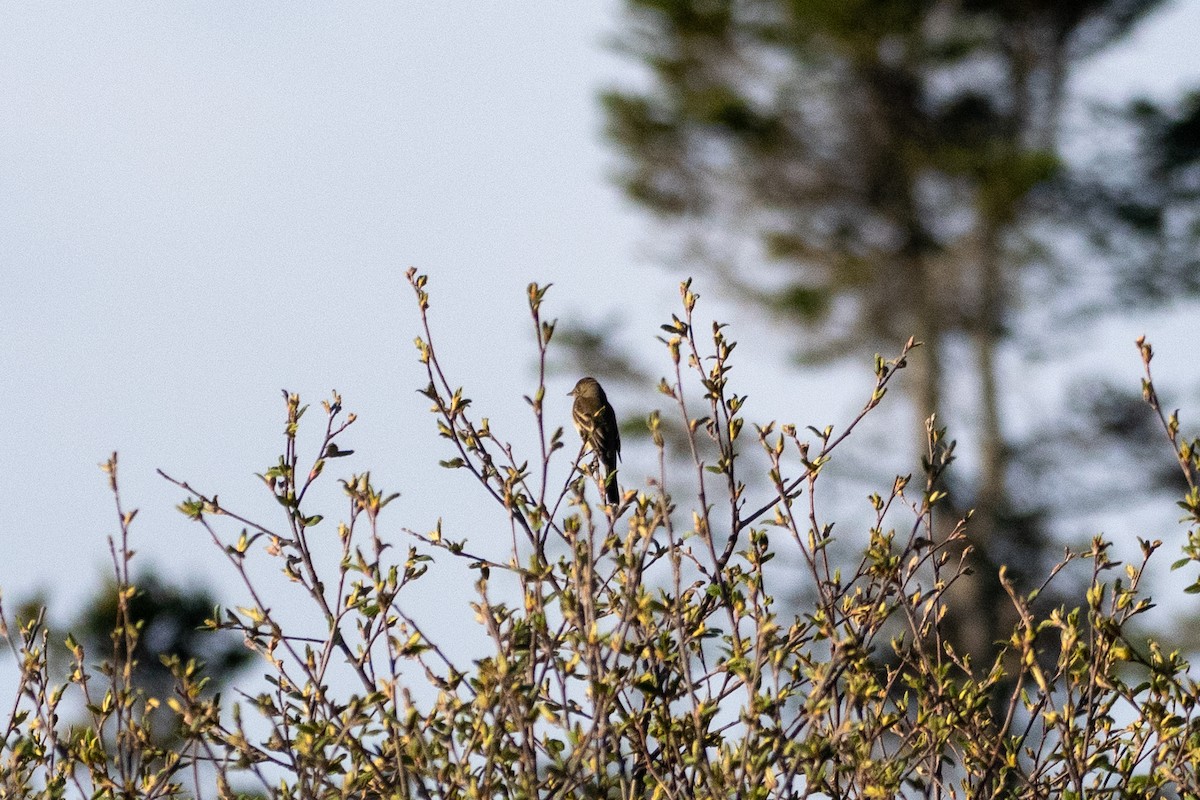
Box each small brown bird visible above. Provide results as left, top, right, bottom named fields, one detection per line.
left=569, top=376, right=621, bottom=504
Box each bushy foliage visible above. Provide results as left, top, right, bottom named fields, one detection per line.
left=3, top=274, right=1200, bottom=798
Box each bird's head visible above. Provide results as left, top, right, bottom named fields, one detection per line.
left=568, top=377, right=605, bottom=399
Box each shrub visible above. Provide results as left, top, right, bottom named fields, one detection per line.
left=3, top=273, right=1199, bottom=798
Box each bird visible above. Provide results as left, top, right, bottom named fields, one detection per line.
left=568, top=377, right=621, bottom=504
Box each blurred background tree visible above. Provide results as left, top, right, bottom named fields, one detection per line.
left=15, top=570, right=251, bottom=748
left=69, top=572, right=251, bottom=722
left=593, top=0, right=1200, bottom=663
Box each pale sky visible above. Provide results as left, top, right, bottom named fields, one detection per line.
left=3, top=2, right=1199, bottom=636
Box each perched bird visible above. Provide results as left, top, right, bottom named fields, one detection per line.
left=568, top=377, right=621, bottom=504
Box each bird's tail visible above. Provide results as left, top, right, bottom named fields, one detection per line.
left=604, top=469, right=619, bottom=505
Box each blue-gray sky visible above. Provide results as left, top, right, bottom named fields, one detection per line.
left=3, top=2, right=1199, bottom=622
